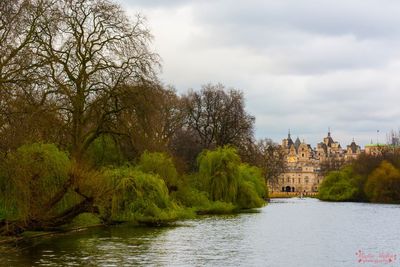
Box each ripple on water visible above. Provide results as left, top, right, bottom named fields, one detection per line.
left=2, top=198, right=400, bottom=267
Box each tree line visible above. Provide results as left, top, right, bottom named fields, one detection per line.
left=318, top=149, right=400, bottom=203
left=0, top=0, right=286, bottom=235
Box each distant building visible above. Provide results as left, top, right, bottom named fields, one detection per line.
left=269, top=131, right=362, bottom=193
left=364, top=143, right=390, bottom=155
left=345, top=139, right=362, bottom=160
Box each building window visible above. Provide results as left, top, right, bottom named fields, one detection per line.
left=298, top=178, right=301, bottom=183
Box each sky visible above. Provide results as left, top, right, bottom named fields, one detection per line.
left=116, top=0, right=400, bottom=148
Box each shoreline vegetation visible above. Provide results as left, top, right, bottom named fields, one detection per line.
left=0, top=0, right=275, bottom=241
left=0, top=144, right=267, bottom=239
left=317, top=151, right=400, bottom=204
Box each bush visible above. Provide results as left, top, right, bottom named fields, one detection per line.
left=0, top=143, right=71, bottom=222
left=318, top=167, right=360, bottom=201
left=364, top=161, right=400, bottom=203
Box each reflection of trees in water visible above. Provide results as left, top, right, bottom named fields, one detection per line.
left=13, top=225, right=171, bottom=266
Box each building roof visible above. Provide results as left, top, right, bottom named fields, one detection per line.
left=348, top=141, right=359, bottom=153
left=365, top=143, right=387, bottom=147
left=294, top=137, right=301, bottom=150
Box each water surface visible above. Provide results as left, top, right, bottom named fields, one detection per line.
left=1, top=198, right=400, bottom=266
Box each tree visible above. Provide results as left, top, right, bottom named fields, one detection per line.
left=255, top=139, right=286, bottom=188
left=0, top=143, right=108, bottom=235
left=197, top=146, right=265, bottom=208
left=319, top=156, right=346, bottom=176
left=169, top=128, right=204, bottom=172
left=318, top=167, right=360, bottom=201
left=35, top=0, right=159, bottom=160
left=0, top=0, right=46, bottom=89
left=364, top=161, right=400, bottom=203
left=117, top=83, right=185, bottom=158
left=0, top=0, right=60, bottom=154
left=184, top=83, right=254, bottom=150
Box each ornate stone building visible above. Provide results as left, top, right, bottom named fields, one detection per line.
left=269, top=131, right=361, bottom=193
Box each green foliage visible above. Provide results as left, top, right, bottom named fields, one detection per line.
left=196, top=201, right=236, bottom=215
left=318, top=167, right=360, bottom=201
left=319, top=154, right=400, bottom=204
left=238, top=164, right=267, bottom=199
left=237, top=164, right=267, bottom=209
left=197, top=146, right=241, bottom=202
left=85, top=135, right=124, bottom=167
left=0, top=143, right=71, bottom=221
left=66, top=213, right=102, bottom=228
left=171, top=184, right=210, bottom=207
left=237, top=181, right=264, bottom=209
left=0, top=144, right=267, bottom=234
left=137, top=151, right=179, bottom=191
left=364, top=161, right=400, bottom=203
left=197, top=146, right=265, bottom=209
left=103, top=166, right=184, bottom=224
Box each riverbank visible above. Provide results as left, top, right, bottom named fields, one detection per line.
left=269, top=192, right=318, bottom=198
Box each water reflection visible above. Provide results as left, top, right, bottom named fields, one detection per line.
left=1, top=198, right=400, bottom=267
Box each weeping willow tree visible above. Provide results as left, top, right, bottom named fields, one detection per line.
left=0, top=144, right=71, bottom=224
left=237, top=164, right=267, bottom=209
left=103, top=166, right=184, bottom=225
left=197, top=146, right=241, bottom=203
left=136, top=151, right=179, bottom=192
left=85, top=134, right=124, bottom=167
left=197, top=146, right=266, bottom=209
left=0, top=143, right=108, bottom=235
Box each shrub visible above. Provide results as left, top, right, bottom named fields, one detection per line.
left=364, top=161, right=400, bottom=203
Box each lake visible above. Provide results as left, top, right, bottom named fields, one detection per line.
left=1, top=198, right=400, bottom=266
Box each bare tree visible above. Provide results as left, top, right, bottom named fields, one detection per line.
left=320, top=156, right=346, bottom=176
left=256, top=139, right=287, bottom=187
left=0, top=0, right=46, bottom=89
left=184, top=83, right=255, bottom=149
left=0, top=0, right=60, bottom=155
left=35, top=0, right=160, bottom=159
left=117, top=83, right=186, bottom=158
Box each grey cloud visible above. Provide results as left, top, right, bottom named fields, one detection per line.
left=194, top=0, right=400, bottom=39
left=117, top=0, right=197, bottom=8
left=115, top=0, right=400, bottom=146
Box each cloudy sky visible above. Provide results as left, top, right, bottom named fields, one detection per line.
left=116, top=0, right=400, bottom=148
